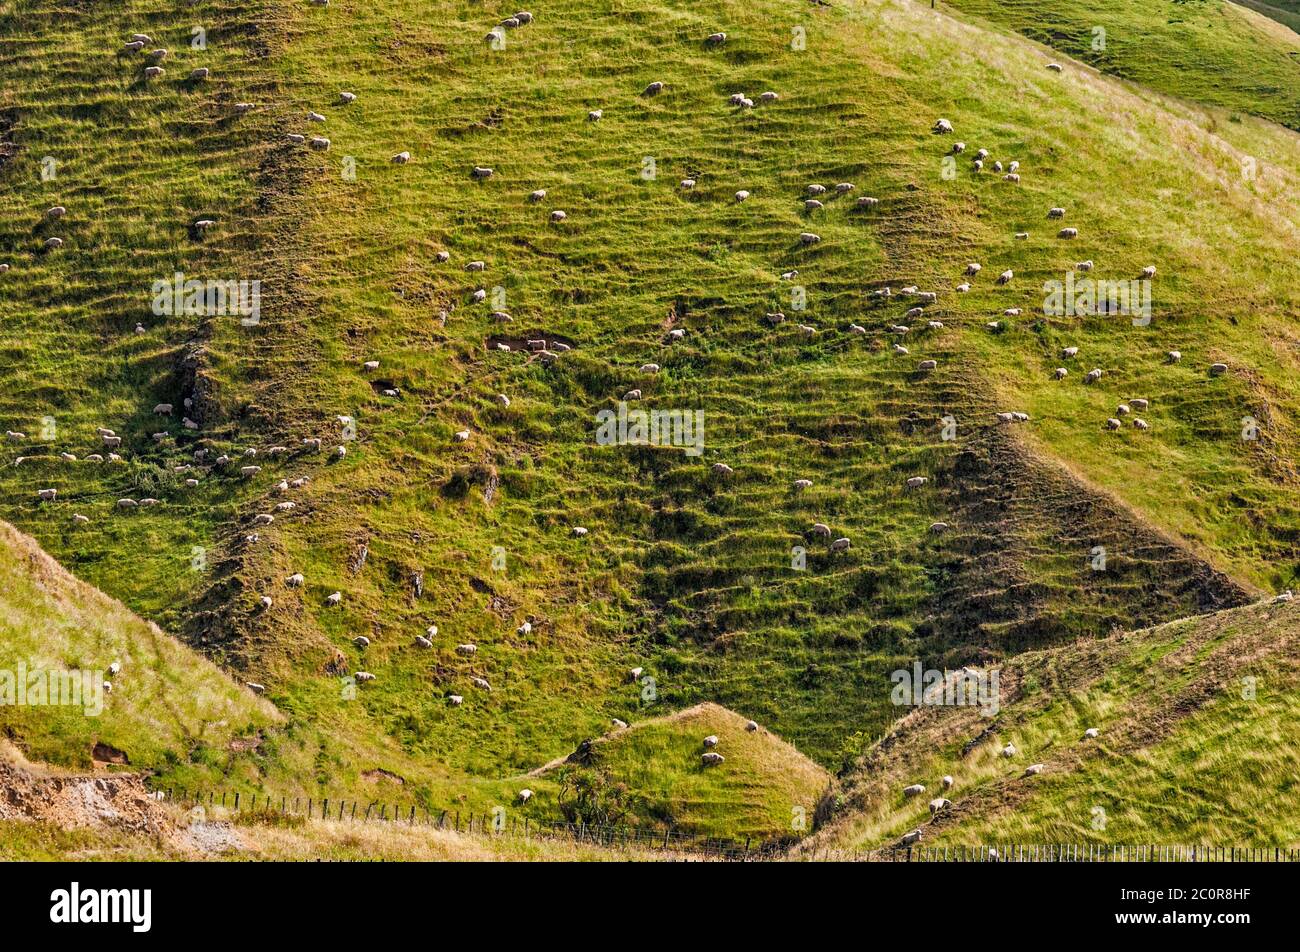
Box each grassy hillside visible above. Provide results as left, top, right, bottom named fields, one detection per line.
left=944, top=0, right=1300, bottom=128
left=0, top=520, right=279, bottom=772
left=2, top=0, right=1299, bottom=844
left=808, top=596, right=1300, bottom=849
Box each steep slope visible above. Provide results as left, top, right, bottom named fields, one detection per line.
left=0, top=519, right=278, bottom=773
left=808, top=596, right=1300, bottom=850
left=2, top=0, right=1297, bottom=840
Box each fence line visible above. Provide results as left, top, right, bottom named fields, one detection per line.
left=156, top=787, right=1300, bottom=862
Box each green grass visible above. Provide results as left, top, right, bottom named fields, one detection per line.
left=2, top=0, right=1300, bottom=846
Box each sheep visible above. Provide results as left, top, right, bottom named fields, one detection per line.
left=1009, top=161, right=1020, bottom=173
left=353, top=636, right=370, bottom=648
left=640, top=363, right=660, bottom=373
left=310, top=137, right=330, bottom=151
left=1023, top=764, right=1044, bottom=777
left=972, top=159, right=983, bottom=173
left=414, top=635, right=433, bottom=648
left=472, top=166, right=494, bottom=179
left=805, top=199, right=823, bottom=211
left=1209, top=362, right=1228, bottom=376
left=906, top=476, right=928, bottom=489
left=246, top=683, right=265, bottom=695
left=340, top=91, right=356, bottom=104
left=1141, top=265, right=1156, bottom=279
left=701, top=752, right=725, bottom=766
left=392, top=151, right=411, bottom=164
left=471, top=289, right=487, bottom=303
left=901, top=829, right=922, bottom=846
left=455, top=643, right=477, bottom=656
left=234, top=102, right=255, bottom=113
left=5, top=431, right=25, bottom=442
left=929, top=522, right=949, bottom=533
left=956, top=283, right=970, bottom=293
left=123, top=40, right=146, bottom=52
left=734, top=190, right=750, bottom=202
left=1076, top=260, right=1094, bottom=272
left=1276, top=590, right=1294, bottom=603
left=918, top=359, right=937, bottom=371
left=929, top=798, right=951, bottom=816
left=1116, top=404, right=1130, bottom=416
left=705, top=32, right=726, bottom=45
left=1085, top=368, right=1103, bottom=383
left=890, top=325, right=910, bottom=335
left=986, top=321, right=1002, bottom=331
left=965, top=263, right=982, bottom=276
left=629, top=667, right=644, bottom=682
left=139, top=498, right=159, bottom=507
left=143, top=66, right=165, bottom=79
left=241, top=465, right=261, bottom=477
left=193, top=219, right=216, bottom=231
left=60, top=452, right=76, bottom=461
left=830, top=537, right=851, bottom=552
left=190, top=68, right=209, bottom=81
left=993, top=161, right=1002, bottom=173
left=933, top=118, right=953, bottom=134
left=799, top=233, right=821, bottom=245
left=893, top=344, right=909, bottom=355
left=1133, top=418, right=1150, bottom=430
left=925, top=320, right=943, bottom=330
left=37, top=488, right=57, bottom=502
left=849, top=323, right=867, bottom=334
left=514, top=12, right=534, bottom=24
left=905, top=306, right=925, bottom=319
left=1014, top=231, right=1028, bottom=240
left=1062, top=346, right=1079, bottom=358
left=668, top=328, right=686, bottom=340
left=426, top=625, right=439, bottom=638
left=1052, top=368, right=1067, bottom=383
left=286, top=573, right=304, bottom=587
left=916, top=291, right=937, bottom=304
left=856, top=196, right=879, bottom=208
left=87, top=455, right=103, bottom=463
left=712, top=462, right=733, bottom=476
left=72, top=514, right=89, bottom=525
left=996, top=269, right=1013, bottom=284
left=643, top=81, right=664, bottom=96
left=117, top=498, right=138, bottom=508
left=454, top=430, right=470, bottom=442
left=471, top=676, right=492, bottom=691
left=1004, top=308, right=1022, bottom=317
left=260, top=596, right=272, bottom=610
left=1167, top=350, right=1182, bottom=363
left=448, top=695, right=463, bottom=706
left=1058, top=227, right=1078, bottom=238
left=942, top=775, right=954, bottom=790
left=612, top=718, right=628, bottom=729
left=148, top=48, right=168, bottom=60
left=1083, top=728, right=1100, bottom=740
left=587, top=109, right=602, bottom=121
left=1004, top=172, right=1022, bottom=183
left=1105, top=418, right=1122, bottom=430
left=572, top=526, right=588, bottom=537
left=325, top=591, right=342, bottom=606
left=42, top=236, right=64, bottom=251
left=793, top=479, right=813, bottom=490
left=519, top=789, right=533, bottom=803
left=355, top=672, right=375, bottom=684
left=550, top=210, right=567, bottom=223
left=760, top=91, right=779, bottom=102
left=1002, top=743, right=1016, bottom=757
left=1047, top=62, right=1063, bottom=72
left=303, top=437, right=322, bottom=451
left=1047, top=207, right=1065, bottom=219
left=703, top=735, right=719, bottom=748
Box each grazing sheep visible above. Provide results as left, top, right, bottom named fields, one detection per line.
left=234, top=102, right=255, bottom=113
left=454, top=430, right=470, bottom=442
left=918, top=359, right=937, bottom=371
left=1014, top=231, right=1028, bottom=240
left=325, top=591, right=342, bottom=606
left=1004, top=308, right=1022, bottom=317
left=612, top=718, right=628, bottom=729
left=793, top=479, right=813, bottom=490
left=1083, top=728, right=1100, bottom=740
left=1141, top=265, right=1156, bottom=279
left=712, top=462, right=733, bottom=476
left=975, top=149, right=989, bottom=161
left=587, top=109, right=602, bottom=121
left=856, top=196, right=879, bottom=208
left=830, top=537, right=851, bottom=552
left=72, top=514, right=89, bottom=525
left=456, top=643, right=477, bottom=656
left=703, top=735, right=719, bottom=748
left=640, top=363, right=660, bottom=373
left=643, top=81, right=664, bottom=95
left=117, top=498, right=138, bottom=508
left=942, top=775, right=954, bottom=790
left=123, top=40, right=146, bottom=52
left=43, top=237, right=64, bottom=250
left=1085, top=368, right=1103, bottom=383
left=760, top=91, right=779, bottom=102
left=996, top=269, right=1013, bottom=284
left=906, top=476, right=928, bottom=489
left=517, top=620, right=533, bottom=636
left=805, top=199, right=823, bottom=211
left=1076, top=260, right=1094, bottom=272
left=1209, top=362, right=1228, bottom=376
left=929, top=798, right=952, bottom=816
left=310, top=137, right=330, bottom=151
left=929, top=522, right=949, bottom=533
left=260, top=596, right=272, bottom=610
left=1001, top=743, right=1016, bottom=757
left=1133, top=418, right=1149, bottom=430
left=849, top=323, right=867, bottom=334
left=972, top=160, right=983, bottom=172
left=986, top=321, right=1001, bottom=331
left=1116, top=404, right=1130, bottom=416
left=190, top=67, right=209, bottom=80
left=37, top=488, right=57, bottom=502
left=471, top=289, right=487, bottom=302
left=339, top=91, right=356, bottom=104
left=901, top=829, right=922, bottom=846
left=1105, top=418, right=1122, bottom=430
left=799, top=232, right=820, bottom=245
left=143, top=66, right=164, bottom=78
left=353, top=636, right=370, bottom=649
left=241, top=465, right=261, bottom=477
left=414, top=635, right=433, bottom=648
left=286, top=573, right=304, bottom=587
left=622, top=389, right=641, bottom=401
left=893, top=344, right=909, bottom=355
left=705, top=32, right=726, bottom=45
left=1004, top=173, right=1020, bottom=183
left=472, top=166, right=494, bottom=179
left=1047, top=62, right=1063, bottom=72
left=701, top=752, right=725, bottom=766
left=965, top=263, right=982, bottom=276
left=1058, top=227, right=1078, bottom=239
left=392, top=151, right=411, bottom=164
left=734, top=190, right=750, bottom=202
left=668, top=328, right=686, bottom=340
left=1051, top=367, right=1068, bottom=380
left=471, top=676, right=491, bottom=691
left=246, top=683, right=265, bottom=695
left=519, top=789, right=533, bottom=803
left=355, top=672, right=375, bottom=684
left=933, top=118, right=953, bottom=134
left=1048, top=207, right=1065, bottom=219
left=1024, top=764, right=1044, bottom=777
left=807, top=184, right=827, bottom=196
left=956, top=283, right=970, bottom=293
left=1167, top=350, right=1182, bottom=363
left=1062, top=346, right=1079, bottom=358
left=572, top=526, right=588, bottom=537
left=448, top=695, right=463, bottom=706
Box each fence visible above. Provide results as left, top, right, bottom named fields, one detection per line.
left=154, top=788, right=1300, bottom=862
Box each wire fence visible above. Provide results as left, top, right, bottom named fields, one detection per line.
left=155, top=788, right=1300, bottom=862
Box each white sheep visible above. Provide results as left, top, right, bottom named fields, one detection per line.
left=734, top=190, right=750, bottom=202
left=643, top=81, right=664, bottom=96
left=1058, top=227, right=1078, bottom=239
left=1167, top=350, right=1182, bottom=363
left=286, top=573, right=304, bottom=587
left=587, top=109, right=602, bottom=121
left=472, top=166, right=493, bottom=178
left=1085, top=368, right=1103, bottom=384
left=856, top=196, right=879, bottom=208
left=942, top=775, right=954, bottom=789
left=901, top=829, right=922, bottom=846
left=1210, top=362, right=1228, bottom=376
left=1053, top=368, right=1067, bottom=380
left=392, top=151, right=411, bottom=164
left=1024, top=764, right=1044, bottom=777
left=448, top=695, right=463, bottom=705
left=712, top=462, right=733, bottom=476
left=37, top=488, right=57, bottom=502
left=933, top=118, right=953, bottom=134
left=703, top=735, right=719, bottom=747
left=799, top=232, right=820, bottom=245
left=918, top=359, right=937, bottom=371
left=1001, top=743, right=1016, bottom=757
left=929, top=522, right=949, bottom=533
left=1083, top=728, right=1100, bottom=739
left=701, top=752, right=725, bottom=766
left=549, top=210, right=567, bottom=223
left=1105, top=418, right=1122, bottom=430
left=929, top=798, right=951, bottom=816
left=456, top=643, right=477, bottom=656
left=519, top=789, right=533, bottom=803
left=830, top=537, right=851, bottom=552
left=793, top=479, right=813, bottom=490
left=705, top=32, right=726, bottom=45
left=906, top=476, right=927, bottom=489
left=996, top=269, right=1013, bottom=284
left=325, top=591, right=341, bottom=606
